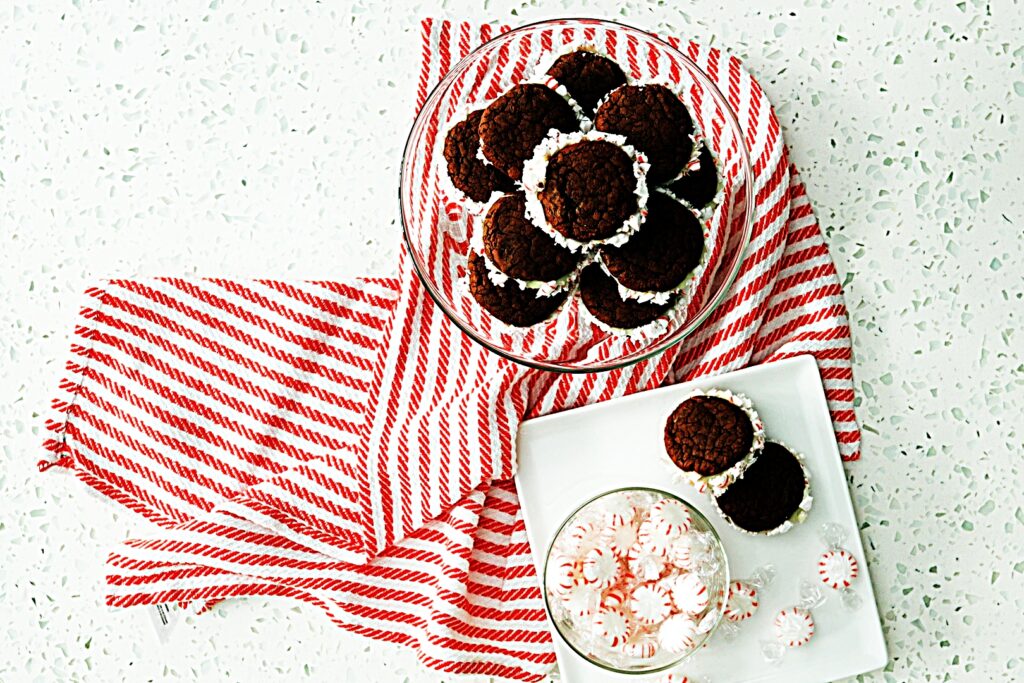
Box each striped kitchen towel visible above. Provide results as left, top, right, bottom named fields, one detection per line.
left=41, top=18, right=859, bottom=682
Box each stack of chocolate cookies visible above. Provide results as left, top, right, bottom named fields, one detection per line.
left=442, top=46, right=721, bottom=333
left=662, top=389, right=814, bottom=536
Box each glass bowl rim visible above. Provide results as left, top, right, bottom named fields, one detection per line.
left=540, top=485, right=730, bottom=675
left=399, top=17, right=755, bottom=374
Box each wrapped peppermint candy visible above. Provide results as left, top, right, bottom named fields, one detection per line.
left=817, top=522, right=863, bottom=611
left=583, top=546, right=621, bottom=589
left=631, top=583, right=674, bottom=625
left=715, top=565, right=775, bottom=641
left=760, top=579, right=826, bottom=664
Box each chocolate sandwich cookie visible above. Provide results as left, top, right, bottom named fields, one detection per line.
left=546, top=49, right=628, bottom=113
left=595, top=84, right=694, bottom=184
left=482, top=192, right=583, bottom=283
left=714, top=442, right=811, bottom=535
left=579, top=263, right=674, bottom=330
left=467, top=251, right=568, bottom=327
left=665, top=395, right=753, bottom=476
left=479, top=83, right=580, bottom=181
left=601, top=192, right=704, bottom=294
left=668, top=143, right=718, bottom=209
left=538, top=139, right=639, bottom=243
left=443, top=109, right=516, bottom=204
left=662, top=389, right=765, bottom=495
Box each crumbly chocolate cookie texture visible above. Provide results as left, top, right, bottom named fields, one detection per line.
left=479, top=83, right=579, bottom=180
left=595, top=84, right=694, bottom=184
left=546, top=49, right=628, bottom=113
left=443, top=109, right=516, bottom=203
left=578, top=264, right=674, bottom=329
left=600, top=192, right=703, bottom=293
left=482, top=192, right=582, bottom=282
left=668, top=143, right=718, bottom=209
left=467, top=251, right=568, bottom=327
left=714, top=442, right=807, bottom=533
left=664, top=395, right=755, bottom=476
left=539, top=140, right=639, bottom=242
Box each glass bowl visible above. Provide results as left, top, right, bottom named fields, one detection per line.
left=400, top=18, right=753, bottom=372
left=542, top=488, right=729, bottom=674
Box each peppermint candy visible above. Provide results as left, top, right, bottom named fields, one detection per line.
left=602, top=495, right=639, bottom=528
left=627, top=541, right=667, bottom=582
left=658, top=613, right=697, bottom=654
left=638, top=519, right=674, bottom=557
left=630, top=583, right=673, bottom=625
left=818, top=549, right=859, bottom=590
left=547, top=554, right=583, bottom=594
left=667, top=534, right=695, bottom=570
left=600, top=585, right=628, bottom=610
left=562, top=582, right=598, bottom=619
left=583, top=547, right=621, bottom=588
left=600, top=517, right=639, bottom=556
left=564, top=519, right=601, bottom=552
left=650, top=497, right=693, bottom=538
left=594, top=608, right=631, bottom=648
left=622, top=637, right=658, bottom=659
left=669, top=573, right=709, bottom=614
left=773, top=606, right=815, bottom=648
left=724, top=580, right=759, bottom=622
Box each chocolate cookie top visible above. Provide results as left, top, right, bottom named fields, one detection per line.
left=579, top=263, right=673, bottom=329
left=600, top=192, right=703, bottom=293
left=479, top=83, right=579, bottom=181
left=546, top=49, right=628, bottom=113
left=538, top=139, right=639, bottom=242
left=482, top=192, right=582, bottom=282
left=468, top=251, right=568, bottom=327
left=594, top=84, right=694, bottom=184
left=668, top=143, right=718, bottom=209
left=714, top=442, right=807, bottom=533
left=664, top=395, right=755, bottom=476
left=443, top=109, right=516, bottom=203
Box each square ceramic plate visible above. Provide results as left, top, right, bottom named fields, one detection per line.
left=515, top=355, right=887, bottom=682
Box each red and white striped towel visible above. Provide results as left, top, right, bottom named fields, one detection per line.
left=42, top=19, right=859, bottom=682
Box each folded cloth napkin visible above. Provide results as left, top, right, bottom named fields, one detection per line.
left=42, top=18, right=859, bottom=682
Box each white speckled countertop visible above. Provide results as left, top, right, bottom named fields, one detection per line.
left=1, top=1, right=1021, bottom=681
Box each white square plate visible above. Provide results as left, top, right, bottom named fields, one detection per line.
left=515, top=355, right=887, bottom=682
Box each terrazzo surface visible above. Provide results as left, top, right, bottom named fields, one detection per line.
left=1, top=1, right=1021, bottom=681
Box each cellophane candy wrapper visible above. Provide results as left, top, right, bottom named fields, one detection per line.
left=716, top=564, right=775, bottom=641
left=817, top=522, right=863, bottom=611
left=760, top=579, right=826, bottom=664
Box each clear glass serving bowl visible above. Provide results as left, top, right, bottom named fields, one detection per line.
left=400, top=18, right=753, bottom=372
left=542, top=488, right=729, bottom=675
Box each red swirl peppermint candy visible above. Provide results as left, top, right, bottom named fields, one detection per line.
left=582, top=546, right=621, bottom=588
left=637, top=519, right=674, bottom=557
left=561, top=582, right=598, bottom=619
left=667, top=534, right=695, bottom=570
left=594, top=608, right=631, bottom=648
left=622, top=636, right=658, bottom=659
left=658, top=613, right=698, bottom=654
left=650, top=497, right=693, bottom=538
left=669, top=573, right=709, bottom=614
left=818, top=549, right=859, bottom=590
left=564, top=519, right=601, bottom=552
left=627, top=541, right=667, bottom=582
left=602, top=495, right=639, bottom=529
left=723, top=580, right=759, bottom=622
left=630, top=583, right=673, bottom=625
left=600, top=585, right=628, bottom=610
left=600, top=518, right=639, bottom=556
left=773, top=607, right=815, bottom=648
left=547, top=554, right=583, bottom=594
